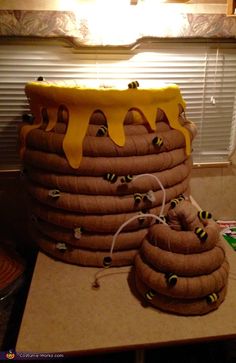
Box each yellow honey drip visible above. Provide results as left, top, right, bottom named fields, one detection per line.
left=20, top=82, right=190, bottom=169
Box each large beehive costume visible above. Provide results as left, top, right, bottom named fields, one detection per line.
left=19, top=80, right=196, bottom=267
left=134, top=200, right=229, bottom=315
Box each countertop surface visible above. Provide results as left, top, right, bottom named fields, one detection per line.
left=16, top=239, right=236, bottom=354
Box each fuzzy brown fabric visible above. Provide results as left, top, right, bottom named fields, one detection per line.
left=33, top=218, right=147, bottom=251
left=148, top=220, right=220, bottom=254
left=26, top=158, right=192, bottom=195
left=134, top=200, right=229, bottom=315
left=135, top=253, right=229, bottom=299
left=135, top=274, right=228, bottom=316
left=27, top=176, right=190, bottom=214
left=30, top=226, right=137, bottom=267
left=29, top=195, right=191, bottom=234
left=140, top=239, right=225, bottom=276
left=21, top=84, right=196, bottom=267
left=25, top=127, right=190, bottom=157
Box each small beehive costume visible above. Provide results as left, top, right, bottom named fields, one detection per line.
left=19, top=80, right=197, bottom=267
left=134, top=200, right=229, bottom=315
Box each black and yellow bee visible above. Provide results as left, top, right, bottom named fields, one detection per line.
left=128, top=81, right=139, bottom=89
left=152, top=136, right=163, bottom=147
left=170, top=194, right=185, bottom=208
left=170, top=198, right=180, bottom=209
left=165, top=272, right=178, bottom=286
left=145, top=289, right=156, bottom=301
left=134, top=193, right=143, bottom=203
left=103, top=256, right=112, bottom=268
left=121, top=175, right=133, bottom=183
left=198, top=210, right=212, bottom=220
left=56, top=242, right=67, bottom=252
left=177, top=194, right=185, bottom=202
left=138, top=209, right=148, bottom=224
left=195, top=227, right=208, bottom=242
left=48, top=189, right=60, bottom=198
left=96, top=125, right=108, bottom=137
left=104, top=173, right=118, bottom=183
left=206, top=293, right=219, bottom=304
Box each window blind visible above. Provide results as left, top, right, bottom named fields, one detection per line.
left=0, top=39, right=236, bottom=171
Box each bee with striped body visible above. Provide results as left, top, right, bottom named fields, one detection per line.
left=48, top=189, right=60, bottom=198
left=198, top=210, right=212, bottom=221
left=134, top=193, right=143, bottom=203
left=152, top=136, right=163, bottom=147
left=104, top=173, right=118, bottom=183
left=103, top=256, right=112, bottom=268
left=121, top=175, right=133, bottom=183
left=177, top=194, right=185, bottom=202
left=170, top=198, right=180, bottom=209
left=165, top=272, right=178, bottom=286
left=96, top=125, right=108, bottom=137
left=145, top=289, right=156, bottom=301
left=128, top=81, right=139, bottom=89
left=206, top=293, right=219, bottom=304
left=195, top=227, right=208, bottom=242
left=56, top=242, right=67, bottom=252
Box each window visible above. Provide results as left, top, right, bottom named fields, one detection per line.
left=0, top=39, right=236, bottom=171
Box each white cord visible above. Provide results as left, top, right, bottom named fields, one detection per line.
left=110, top=213, right=167, bottom=256
left=132, top=173, right=166, bottom=218
left=109, top=173, right=166, bottom=256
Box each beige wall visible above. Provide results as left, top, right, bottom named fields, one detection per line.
left=190, top=151, right=236, bottom=220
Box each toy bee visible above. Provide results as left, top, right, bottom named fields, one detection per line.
left=134, top=193, right=143, bottom=203
left=177, top=194, right=185, bottom=202
left=48, top=189, right=60, bottom=198
left=74, top=227, right=83, bottom=239
left=37, top=76, right=44, bottom=81
left=96, top=125, right=108, bottom=137
left=103, top=256, right=112, bottom=268
left=206, top=293, right=218, bottom=304
left=170, top=194, right=185, bottom=208
left=104, top=173, right=118, bottom=183
left=138, top=209, right=148, bottom=224
left=170, top=198, right=180, bottom=209
left=56, top=242, right=67, bottom=252
left=152, top=136, right=163, bottom=147
left=121, top=175, right=133, bottom=183
left=198, top=211, right=212, bottom=220
left=195, top=227, right=208, bottom=242
left=165, top=272, right=178, bottom=286
left=128, top=81, right=139, bottom=89
left=145, top=289, right=156, bottom=301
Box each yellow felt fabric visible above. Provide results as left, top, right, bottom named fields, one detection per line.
left=21, top=82, right=188, bottom=169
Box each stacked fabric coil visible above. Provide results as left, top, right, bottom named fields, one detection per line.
left=134, top=200, right=229, bottom=315
left=20, top=81, right=197, bottom=267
